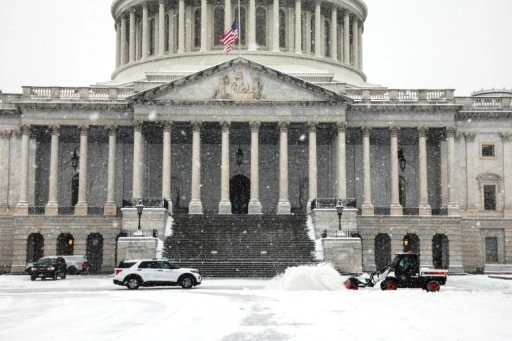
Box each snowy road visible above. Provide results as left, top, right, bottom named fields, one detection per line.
left=1, top=270, right=512, bottom=341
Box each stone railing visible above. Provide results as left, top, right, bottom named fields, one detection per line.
left=455, top=96, right=512, bottom=110
left=346, top=89, right=455, bottom=103
left=21, top=86, right=135, bottom=100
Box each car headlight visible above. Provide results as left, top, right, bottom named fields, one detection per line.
left=48, top=266, right=55, bottom=271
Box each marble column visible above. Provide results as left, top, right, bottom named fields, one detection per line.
left=161, top=122, right=172, bottom=214
left=178, top=0, right=185, bottom=53
left=358, top=23, right=363, bottom=69
left=464, top=133, right=478, bottom=216
left=75, top=125, right=89, bottom=216
left=336, top=122, right=346, bottom=199
left=129, top=10, right=136, bottom=62
left=224, top=0, right=232, bottom=30
left=314, top=0, right=321, bottom=57
left=502, top=133, right=512, bottom=217
left=307, top=122, right=317, bottom=212
left=352, top=17, right=359, bottom=67
left=361, top=126, right=374, bottom=215
left=248, top=0, right=256, bottom=50
left=104, top=126, right=118, bottom=216
left=330, top=8, right=337, bottom=61
left=277, top=122, right=291, bottom=214
left=271, top=0, right=279, bottom=52
left=446, top=128, right=460, bottom=215
left=389, top=127, right=402, bottom=216
left=219, top=122, right=232, bottom=214
left=343, top=11, right=350, bottom=63
left=0, top=130, right=11, bottom=215
left=142, top=1, right=149, bottom=59
left=418, top=127, right=431, bottom=215
left=115, top=21, right=121, bottom=68
left=45, top=125, right=60, bottom=215
left=15, top=126, right=30, bottom=216
left=189, top=122, right=203, bottom=214
left=295, top=0, right=302, bottom=54
left=120, top=15, right=128, bottom=65
left=200, top=0, right=208, bottom=51
left=249, top=122, right=262, bottom=214
left=132, top=121, right=143, bottom=201
left=159, top=0, right=166, bottom=55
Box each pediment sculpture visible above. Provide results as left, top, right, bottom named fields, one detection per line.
left=213, top=68, right=263, bottom=100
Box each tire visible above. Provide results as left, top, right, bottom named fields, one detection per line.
left=380, top=279, right=398, bottom=291
left=179, top=276, right=194, bottom=289
left=126, top=277, right=141, bottom=290
left=30, top=275, right=37, bottom=281
left=426, top=280, right=441, bottom=292
left=68, top=266, right=77, bottom=275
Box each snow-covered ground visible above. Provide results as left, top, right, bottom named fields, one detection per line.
left=1, top=264, right=511, bottom=341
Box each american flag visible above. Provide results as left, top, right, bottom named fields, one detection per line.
left=220, top=20, right=239, bottom=53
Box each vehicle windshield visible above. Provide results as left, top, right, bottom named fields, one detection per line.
left=36, top=258, right=54, bottom=265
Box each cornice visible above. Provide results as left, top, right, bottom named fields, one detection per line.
left=457, top=111, right=512, bottom=119
left=349, top=103, right=463, bottom=114
left=15, top=101, right=131, bottom=111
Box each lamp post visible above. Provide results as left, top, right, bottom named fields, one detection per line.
left=136, top=200, right=144, bottom=235
left=336, top=200, right=344, bottom=235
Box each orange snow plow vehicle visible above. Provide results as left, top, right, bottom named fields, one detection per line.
left=344, top=253, right=448, bottom=292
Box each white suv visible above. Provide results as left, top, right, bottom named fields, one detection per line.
left=113, top=259, right=202, bottom=290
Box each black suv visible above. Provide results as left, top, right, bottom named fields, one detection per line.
left=30, top=256, right=67, bottom=281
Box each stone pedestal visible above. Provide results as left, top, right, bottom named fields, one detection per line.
left=322, top=238, right=362, bottom=274
left=117, top=237, right=158, bottom=262
left=104, top=203, right=118, bottom=216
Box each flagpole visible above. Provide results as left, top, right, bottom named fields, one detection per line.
left=237, top=0, right=241, bottom=56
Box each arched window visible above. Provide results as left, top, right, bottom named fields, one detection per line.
left=194, top=9, right=201, bottom=48
left=256, top=7, right=267, bottom=47
left=213, top=7, right=225, bottom=47
left=279, top=9, right=286, bottom=49
left=234, top=6, right=247, bottom=45
left=26, top=233, right=44, bottom=264
left=403, top=234, right=420, bottom=254
left=324, top=19, right=330, bottom=57
left=57, top=233, right=74, bottom=256
left=374, top=233, right=391, bottom=270
left=432, top=234, right=449, bottom=269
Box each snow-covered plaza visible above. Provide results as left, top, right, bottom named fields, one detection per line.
left=1, top=265, right=511, bottom=341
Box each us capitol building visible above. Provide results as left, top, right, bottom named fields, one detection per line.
left=0, top=0, right=511, bottom=275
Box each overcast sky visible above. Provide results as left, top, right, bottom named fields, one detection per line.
left=0, top=0, right=511, bottom=96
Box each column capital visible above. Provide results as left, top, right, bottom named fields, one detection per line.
left=191, top=121, right=202, bottom=131
left=106, top=125, right=118, bottom=136
left=418, top=126, right=428, bottom=137
left=162, top=121, right=173, bottom=132
left=20, top=125, right=31, bottom=136
left=0, top=129, right=11, bottom=139
left=446, top=127, right=456, bottom=138
left=501, top=132, right=512, bottom=142
left=336, top=121, right=347, bottom=132
left=390, top=126, right=399, bottom=136
left=220, top=121, right=231, bottom=131
left=250, top=121, right=261, bottom=130
left=307, top=121, right=317, bottom=132
left=49, top=125, right=60, bottom=136
left=464, top=132, right=476, bottom=142
left=361, top=126, right=372, bottom=136
left=279, top=122, right=289, bottom=131
left=78, top=125, right=89, bottom=135
left=133, top=121, right=143, bottom=132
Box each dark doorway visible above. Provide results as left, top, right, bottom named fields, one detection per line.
left=86, top=233, right=104, bottom=273
left=432, top=234, right=449, bottom=269
left=485, top=237, right=499, bottom=263
left=230, top=174, right=250, bottom=214
left=26, top=233, right=44, bottom=263
left=57, top=233, right=74, bottom=255
left=403, top=233, right=420, bottom=254
left=375, top=233, right=392, bottom=270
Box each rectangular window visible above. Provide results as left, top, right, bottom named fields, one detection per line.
left=481, top=144, right=495, bottom=157
left=485, top=237, right=498, bottom=263
left=483, top=185, right=496, bottom=210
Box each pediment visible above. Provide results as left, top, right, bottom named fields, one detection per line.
left=128, top=57, right=351, bottom=104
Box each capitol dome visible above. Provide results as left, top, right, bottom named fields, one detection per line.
left=110, top=0, right=367, bottom=87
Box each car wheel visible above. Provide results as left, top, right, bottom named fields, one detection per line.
left=68, top=266, right=77, bottom=275
left=426, top=280, right=441, bottom=292
left=30, top=275, right=37, bottom=281
left=380, top=279, right=398, bottom=291
left=126, top=277, right=141, bottom=290
left=179, top=276, right=194, bottom=289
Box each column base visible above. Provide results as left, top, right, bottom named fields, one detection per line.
left=45, top=203, right=59, bottom=216
left=218, top=200, right=232, bottom=215
left=104, top=203, right=118, bottom=216
left=74, top=203, right=88, bottom=216
left=419, top=204, right=432, bottom=216
left=464, top=206, right=479, bottom=218
left=277, top=201, right=291, bottom=215
left=188, top=201, right=203, bottom=215
left=248, top=200, right=262, bottom=214
left=390, top=204, right=403, bottom=216
left=361, top=203, right=374, bottom=216
left=447, top=203, right=460, bottom=216
left=0, top=204, right=12, bottom=217
left=14, top=202, right=29, bottom=216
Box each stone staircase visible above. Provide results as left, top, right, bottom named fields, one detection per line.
left=164, top=214, right=317, bottom=277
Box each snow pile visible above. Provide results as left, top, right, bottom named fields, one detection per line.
left=266, top=263, right=344, bottom=291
